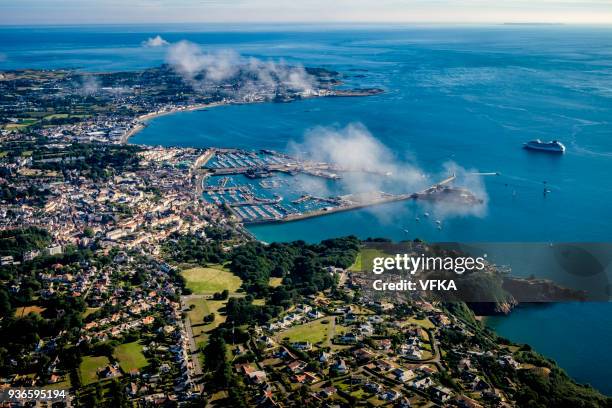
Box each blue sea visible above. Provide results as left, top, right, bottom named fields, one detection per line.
left=1, top=24, right=610, bottom=394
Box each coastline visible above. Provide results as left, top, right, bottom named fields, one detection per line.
left=118, top=89, right=384, bottom=145
left=120, top=101, right=228, bottom=144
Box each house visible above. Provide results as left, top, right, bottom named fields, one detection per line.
left=248, top=370, right=267, bottom=384
left=392, top=368, right=415, bottom=383
left=498, top=355, right=520, bottom=369
left=353, top=348, right=375, bottom=362
left=410, top=377, right=434, bottom=390
left=372, top=301, right=394, bottom=312
left=126, top=382, right=139, bottom=396
left=332, top=359, right=348, bottom=374
left=458, top=358, right=472, bottom=371
left=365, top=382, right=383, bottom=393
left=432, top=386, right=453, bottom=403
left=257, top=336, right=275, bottom=348
left=292, top=341, right=312, bottom=351
left=286, top=360, right=307, bottom=374
left=359, top=323, right=375, bottom=337
left=337, top=332, right=359, bottom=344
left=320, top=387, right=337, bottom=398
left=344, top=313, right=358, bottom=324
left=319, top=351, right=331, bottom=365
left=307, top=310, right=323, bottom=319
left=99, top=364, right=121, bottom=379
left=455, top=395, right=484, bottom=408
left=377, top=338, right=393, bottom=350
left=374, top=359, right=394, bottom=372
left=380, top=389, right=401, bottom=401
left=304, top=371, right=319, bottom=384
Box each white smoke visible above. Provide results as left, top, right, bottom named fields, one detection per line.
left=165, top=40, right=315, bottom=93
left=427, top=161, right=489, bottom=219
left=288, top=123, right=488, bottom=220
left=142, top=35, right=169, bottom=48
left=79, top=75, right=100, bottom=95
left=289, top=123, right=427, bottom=194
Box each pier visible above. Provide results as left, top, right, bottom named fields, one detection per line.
left=195, top=148, right=480, bottom=225
left=241, top=174, right=460, bottom=225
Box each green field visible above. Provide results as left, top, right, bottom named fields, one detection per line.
left=187, top=297, right=228, bottom=346
left=349, top=248, right=386, bottom=272
left=79, top=356, right=110, bottom=385
left=269, top=277, right=283, bottom=287
left=43, top=113, right=69, bottom=120
left=82, top=307, right=99, bottom=318
left=114, top=341, right=147, bottom=372
left=406, top=317, right=435, bottom=329
left=182, top=265, right=242, bottom=294
left=277, top=318, right=332, bottom=347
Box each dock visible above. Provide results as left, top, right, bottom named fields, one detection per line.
left=241, top=174, right=459, bottom=225
left=195, top=148, right=479, bottom=225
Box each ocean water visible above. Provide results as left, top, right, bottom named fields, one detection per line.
left=1, top=24, right=611, bottom=394
left=487, top=302, right=612, bottom=394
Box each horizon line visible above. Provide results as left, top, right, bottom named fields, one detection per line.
left=2, top=21, right=612, bottom=28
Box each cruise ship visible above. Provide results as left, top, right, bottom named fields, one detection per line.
left=523, top=139, right=566, bottom=153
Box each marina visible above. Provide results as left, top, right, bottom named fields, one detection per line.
left=198, top=148, right=479, bottom=225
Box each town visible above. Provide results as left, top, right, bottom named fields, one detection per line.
left=0, top=62, right=608, bottom=408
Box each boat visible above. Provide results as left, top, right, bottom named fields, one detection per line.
left=523, top=139, right=566, bottom=153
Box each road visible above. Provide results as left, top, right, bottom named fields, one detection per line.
left=180, top=296, right=203, bottom=377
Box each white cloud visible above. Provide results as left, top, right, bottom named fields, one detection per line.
left=165, top=40, right=315, bottom=92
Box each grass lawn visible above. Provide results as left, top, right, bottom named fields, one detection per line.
left=406, top=317, right=435, bottom=330
left=268, top=277, right=283, bottom=287
left=79, top=356, right=110, bottom=385
left=82, top=307, right=99, bottom=318
left=187, top=297, right=228, bottom=347
left=182, top=265, right=242, bottom=294
left=44, top=376, right=71, bottom=390
left=15, top=305, right=46, bottom=317
left=350, top=248, right=387, bottom=272
left=43, top=113, right=69, bottom=120
left=252, top=298, right=266, bottom=306
left=277, top=318, right=332, bottom=347
left=113, top=341, right=147, bottom=372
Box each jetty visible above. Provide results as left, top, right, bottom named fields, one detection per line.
left=194, top=148, right=481, bottom=225
left=242, top=175, right=460, bottom=225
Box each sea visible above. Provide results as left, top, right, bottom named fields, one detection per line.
left=1, top=23, right=610, bottom=394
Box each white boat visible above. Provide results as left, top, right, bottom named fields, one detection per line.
left=523, top=139, right=566, bottom=153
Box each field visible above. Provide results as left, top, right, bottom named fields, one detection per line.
left=113, top=341, right=147, bottom=372
left=186, top=297, right=228, bottom=346
left=349, top=248, right=386, bottom=272
left=277, top=318, right=333, bottom=347
left=82, top=307, right=99, bottom=318
left=405, top=316, right=435, bottom=330
left=79, top=356, right=110, bottom=385
left=268, top=277, right=283, bottom=287
left=15, top=305, right=46, bottom=317
left=182, top=265, right=242, bottom=294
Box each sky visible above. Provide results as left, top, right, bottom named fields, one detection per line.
left=0, top=0, right=611, bottom=25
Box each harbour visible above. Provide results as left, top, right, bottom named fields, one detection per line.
left=196, top=148, right=479, bottom=225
